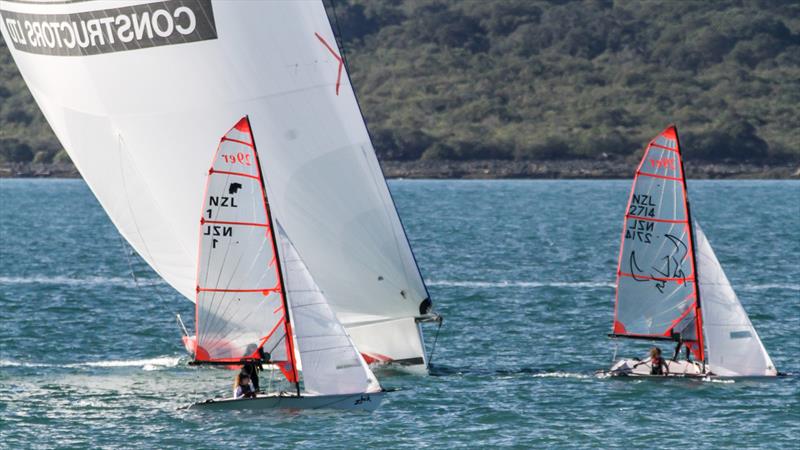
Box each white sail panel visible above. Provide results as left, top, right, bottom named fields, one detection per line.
left=194, top=118, right=291, bottom=367
left=278, top=225, right=381, bottom=395
left=0, top=0, right=429, bottom=364
left=613, top=126, right=700, bottom=346
left=694, top=223, right=777, bottom=376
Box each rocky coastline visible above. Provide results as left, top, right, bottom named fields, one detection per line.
left=1, top=160, right=798, bottom=180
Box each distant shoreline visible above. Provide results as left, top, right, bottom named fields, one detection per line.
left=1, top=160, right=798, bottom=180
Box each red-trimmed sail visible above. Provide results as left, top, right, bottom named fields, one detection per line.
left=193, top=116, right=298, bottom=380
left=612, top=125, right=704, bottom=360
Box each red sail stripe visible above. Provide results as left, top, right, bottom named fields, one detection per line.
left=197, top=287, right=281, bottom=294
left=201, top=219, right=269, bottom=227
left=648, top=142, right=678, bottom=152
left=221, top=136, right=253, bottom=147
left=625, top=215, right=688, bottom=224
left=618, top=271, right=694, bottom=283
left=210, top=169, right=259, bottom=180
left=635, top=171, right=682, bottom=182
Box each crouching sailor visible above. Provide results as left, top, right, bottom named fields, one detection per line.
left=234, top=373, right=256, bottom=399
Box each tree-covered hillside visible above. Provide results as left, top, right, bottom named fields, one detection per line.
left=2, top=0, right=798, bottom=164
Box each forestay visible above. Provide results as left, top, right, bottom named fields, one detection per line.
left=194, top=118, right=297, bottom=383
left=278, top=225, right=381, bottom=395
left=612, top=126, right=704, bottom=359
left=0, top=0, right=431, bottom=364
left=694, top=223, right=776, bottom=376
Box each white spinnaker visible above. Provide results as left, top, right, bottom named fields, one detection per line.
left=694, top=223, right=777, bottom=376
left=278, top=225, right=381, bottom=395
left=0, top=0, right=429, bottom=362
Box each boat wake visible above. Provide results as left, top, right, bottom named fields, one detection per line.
left=431, top=365, right=592, bottom=379
left=427, top=279, right=800, bottom=291
left=427, top=280, right=614, bottom=289
left=0, top=275, right=164, bottom=288
left=0, top=356, right=181, bottom=370
left=740, top=283, right=800, bottom=292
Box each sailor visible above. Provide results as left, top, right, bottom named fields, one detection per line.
left=241, top=347, right=268, bottom=392
left=648, top=347, right=669, bottom=376
left=233, top=373, right=256, bottom=399
left=633, top=347, right=669, bottom=375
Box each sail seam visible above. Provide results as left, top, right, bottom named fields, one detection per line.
left=618, top=271, right=694, bottom=282
left=636, top=171, right=682, bottom=182
left=210, top=169, right=259, bottom=180
left=201, top=219, right=269, bottom=227
left=649, top=142, right=678, bottom=152
left=220, top=137, right=253, bottom=147
left=625, top=215, right=687, bottom=224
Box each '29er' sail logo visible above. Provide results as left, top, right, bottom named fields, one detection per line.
left=0, top=0, right=217, bottom=57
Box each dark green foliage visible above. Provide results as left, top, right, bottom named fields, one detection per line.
left=0, top=138, right=33, bottom=162
left=1, top=0, right=798, bottom=164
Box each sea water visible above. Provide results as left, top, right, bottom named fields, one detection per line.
left=1, top=179, right=798, bottom=448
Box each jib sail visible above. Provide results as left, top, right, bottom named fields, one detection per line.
left=612, top=126, right=704, bottom=360
left=694, top=223, right=776, bottom=376
left=194, top=117, right=298, bottom=384
left=277, top=224, right=382, bottom=395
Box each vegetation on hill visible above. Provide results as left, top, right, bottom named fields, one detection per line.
left=2, top=0, right=798, bottom=164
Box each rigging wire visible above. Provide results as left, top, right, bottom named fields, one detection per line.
left=326, top=0, right=350, bottom=72
left=426, top=317, right=444, bottom=366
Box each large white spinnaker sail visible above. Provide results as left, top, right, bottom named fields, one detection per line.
left=0, top=0, right=431, bottom=366
left=694, top=223, right=777, bottom=376
left=278, top=224, right=381, bottom=395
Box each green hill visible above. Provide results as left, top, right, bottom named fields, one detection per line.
left=2, top=0, right=798, bottom=164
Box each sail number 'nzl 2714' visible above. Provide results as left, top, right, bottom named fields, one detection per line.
left=626, top=220, right=653, bottom=243
left=628, top=194, right=656, bottom=218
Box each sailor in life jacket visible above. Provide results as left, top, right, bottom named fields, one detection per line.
left=647, top=347, right=669, bottom=376
left=234, top=373, right=256, bottom=399
left=633, top=347, right=669, bottom=375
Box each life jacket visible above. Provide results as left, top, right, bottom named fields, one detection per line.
left=651, top=357, right=665, bottom=375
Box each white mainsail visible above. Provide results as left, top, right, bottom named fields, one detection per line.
left=278, top=224, right=381, bottom=395
left=612, top=126, right=703, bottom=359
left=694, top=223, right=777, bottom=376
left=193, top=118, right=297, bottom=386
left=0, top=0, right=430, bottom=365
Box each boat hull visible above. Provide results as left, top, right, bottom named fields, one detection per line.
left=606, top=358, right=709, bottom=378
left=189, top=391, right=385, bottom=411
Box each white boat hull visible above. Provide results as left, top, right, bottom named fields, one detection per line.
left=607, top=358, right=709, bottom=378
left=189, top=391, right=385, bottom=411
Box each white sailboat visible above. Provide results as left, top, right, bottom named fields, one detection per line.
left=0, top=0, right=437, bottom=370
left=189, top=117, right=384, bottom=410
left=607, top=126, right=778, bottom=378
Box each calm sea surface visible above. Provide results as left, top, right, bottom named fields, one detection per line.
left=1, top=179, right=798, bottom=448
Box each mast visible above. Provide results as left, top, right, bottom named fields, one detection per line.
left=248, top=115, right=302, bottom=397
left=674, top=126, right=706, bottom=366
